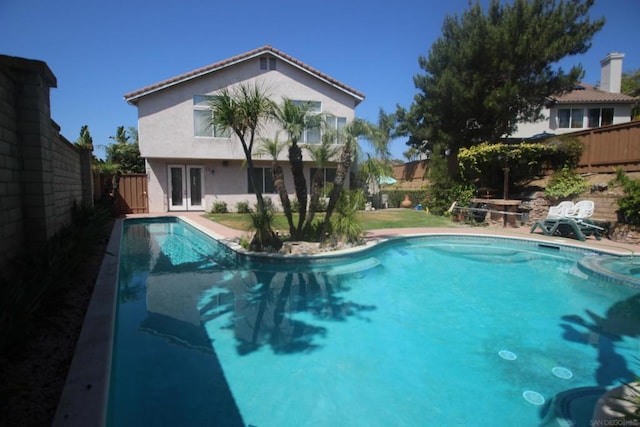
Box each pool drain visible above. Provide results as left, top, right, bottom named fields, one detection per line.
left=498, top=350, right=517, bottom=360
left=552, top=366, right=573, bottom=379
left=523, top=390, right=545, bottom=405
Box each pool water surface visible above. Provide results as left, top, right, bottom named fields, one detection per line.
left=107, top=218, right=640, bottom=426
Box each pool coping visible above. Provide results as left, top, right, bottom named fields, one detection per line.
left=53, top=219, right=121, bottom=426
left=52, top=214, right=639, bottom=426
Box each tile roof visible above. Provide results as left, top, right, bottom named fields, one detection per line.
left=124, top=45, right=365, bottom=104
left=551, top=82, right=638, bottom=104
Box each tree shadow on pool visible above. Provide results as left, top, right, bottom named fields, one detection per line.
left=559, top=292, right=640, bottom=386
left=540, top=293, right=640, bottom=424
left=202, top=270, right=377, bottom=356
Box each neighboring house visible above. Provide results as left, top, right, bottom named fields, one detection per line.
left=511, top=52, right=637, bottom=140
left=124, top=45, right=365, bottom=213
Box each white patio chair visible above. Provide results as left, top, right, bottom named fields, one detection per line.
left=546, top=201, right=574, bottom=219
left=564, top=200, right=594, bottom=219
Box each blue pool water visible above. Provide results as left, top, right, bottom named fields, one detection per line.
left=107, top=218, right=640, bottom=426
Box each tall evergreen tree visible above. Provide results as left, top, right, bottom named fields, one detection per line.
left=399, top=0, right=605, bottom=175
left=621, top=69, right=640, bottom=119
left=75, top=125, right=94, bottom=149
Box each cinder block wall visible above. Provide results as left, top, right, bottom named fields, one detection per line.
left=0, top=68, right=25, bottom=272
left=0, top=55, right=93, bottom=272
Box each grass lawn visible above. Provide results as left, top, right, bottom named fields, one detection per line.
left=204, top=208, right=453, bottom=232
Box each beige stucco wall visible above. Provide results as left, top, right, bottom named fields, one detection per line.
left=511, top=103, right=633, bottom=139
left=137, top=57, right=356, bottom=161
left=134, top=54, right=358, bottom=212
left=145, top=158, right=331, bottom=213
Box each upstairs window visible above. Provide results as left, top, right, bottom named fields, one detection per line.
left=292, top=100, right=322, bottom=144
left=558, top=108, right=584, bottom=129
left=588, top=108, right=614, bottom=128
left=193, top=95, right=232, bottom=138
left=325, top=115, right=347, bottom=144
left=260, top=57, right=277, bottom=70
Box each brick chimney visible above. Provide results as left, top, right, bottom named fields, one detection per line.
left=600, top=52, right=624, bottom=93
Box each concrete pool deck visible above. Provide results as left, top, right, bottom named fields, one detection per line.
left=52, top=213, right=639, bottom=426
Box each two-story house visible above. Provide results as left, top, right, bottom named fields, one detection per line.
left=511, top=52, right=637, bottom=140
left=124, top=45, right=365, bottom=213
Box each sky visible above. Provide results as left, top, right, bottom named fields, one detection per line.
left=2, top=0, right=639, bottom=160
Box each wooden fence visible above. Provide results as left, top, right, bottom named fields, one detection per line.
left=115, top=174, right=149, bottom=216
left=575, top=121, right=640, bottom=173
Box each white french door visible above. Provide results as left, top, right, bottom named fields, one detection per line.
left=168, top=165, right=204, bottom=211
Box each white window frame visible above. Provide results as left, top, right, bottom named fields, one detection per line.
left=325, top=115, right=347, bottom=144
left=193, top=95, right=231, bottom=138
left=558, top=108, right=584, bottom=129
left=588, top=107, right=615, bottom=128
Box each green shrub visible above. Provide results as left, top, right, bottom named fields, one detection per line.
left=610, top=168, right=640, bottom=224
left=544, top=166, right=588, bottom=201
left=236, top=201, right=253, bottom=214
left=211, top=201, right=228, bottom=213
left=458, top=136, right=584, bottom=191
left=332, top=189, right=365, bottom=244
left=0, top=204, right=111, bottom=354
left=255, top=197, right=278, bottom=214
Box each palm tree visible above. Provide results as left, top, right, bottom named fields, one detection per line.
left=208, top=83, right=281, bottom=251
left=358, top=154, right=393, bottom=206
left=321, top=118, right=368, bottom=240
left=106, top=129, right=145, bottom=175
left=255, top=133, right=295, bottom=237
left=369, top=108, right=396, bottom=160
left=273, top=99, right=318, bottom=239
left=304, top=133, right=340, bottom=230
left=360, top=109, right=396, bottom=207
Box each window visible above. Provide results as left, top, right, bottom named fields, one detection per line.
left=558, top=108, right=584, bottom=129
left=259, top=57, right=276, bottom=70
left=193, top=96, right=231, bottom=138
left=309, top=168, right=337, bottom=197
left=588, top=108, right=614, bottom=127
left=292, top=100, right=322, bottom=112
left=291, top=100, right=322, bottom=144
left=248, top=167, right=274, bottom=194
left=325, top=115, right=347, bottom=144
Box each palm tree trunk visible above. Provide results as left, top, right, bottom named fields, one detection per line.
left=289, top=143, right=307, bottom=239
left=245, top=155, right=265, bottom=213
left=272, top=161, right=295, bottom=237
left=304, top=168, right=323, bottom=230
left=321, top=141, right=352, bottom=240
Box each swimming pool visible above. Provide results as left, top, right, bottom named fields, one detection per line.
left=106, top=217, right=640, bottom=426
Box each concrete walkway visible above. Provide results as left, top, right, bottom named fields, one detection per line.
left=132, top=212, right=639, bottom=256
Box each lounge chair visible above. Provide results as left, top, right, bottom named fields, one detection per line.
left=530, top=200, right=603, bottom=241
left=564, top=200, right=595, bottom=219
left=546, top=201, right=574, bottom=219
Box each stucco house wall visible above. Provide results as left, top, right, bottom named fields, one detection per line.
left=511, top=52, right=637, bottom=140
left=126, top=46, right=364, bottom=213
